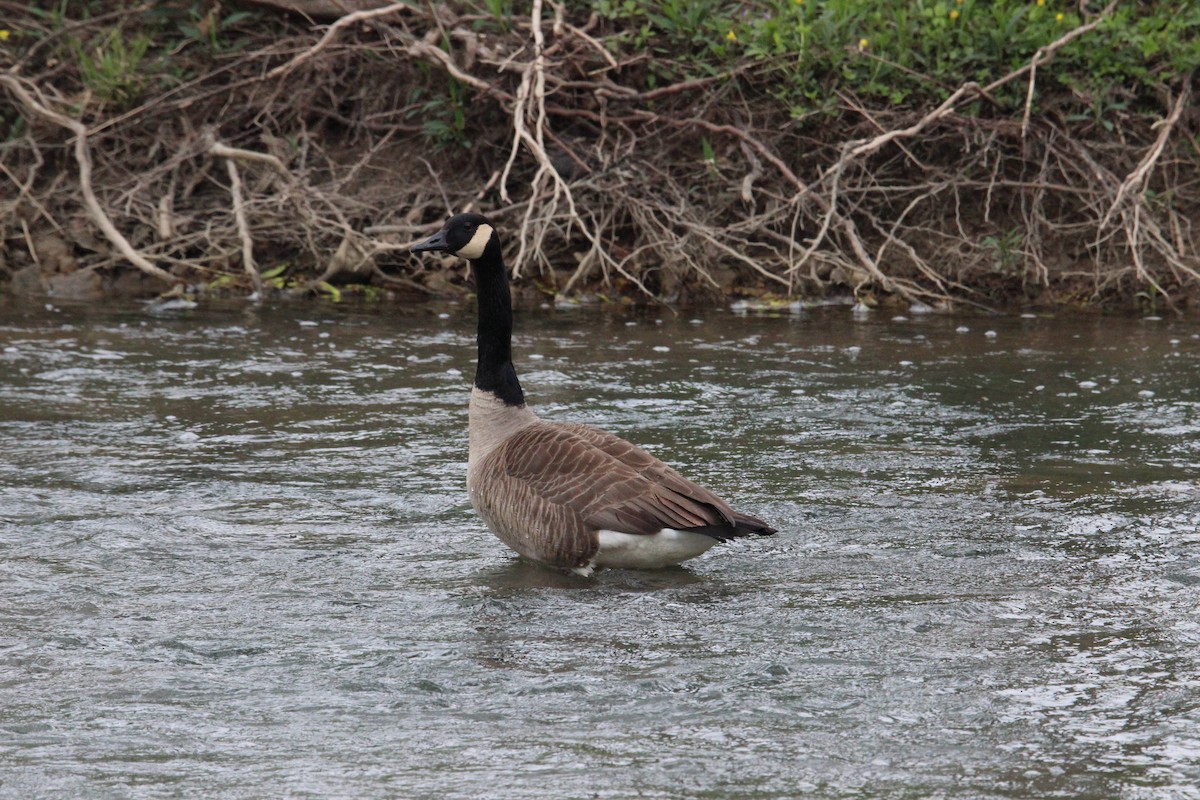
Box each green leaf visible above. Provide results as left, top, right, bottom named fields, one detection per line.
left=316, top=281, right=342, bottom=302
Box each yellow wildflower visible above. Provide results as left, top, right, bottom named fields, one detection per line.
left=0, top=30, right=10, bottom=41
left=725, top=30, right=737, bottom=42
left=1056, top=12, right=1064, bottom=21
left=1036, top=0, right=1044, bottom=5
left=950, top=9, right=959, bottom=19
left=859, top=37, right=869, bottom=49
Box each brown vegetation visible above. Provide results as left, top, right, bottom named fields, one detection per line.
left=2, top=1, right=1198, bottom=311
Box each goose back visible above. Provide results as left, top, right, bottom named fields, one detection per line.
left=467, top=415, right=762, bottom=571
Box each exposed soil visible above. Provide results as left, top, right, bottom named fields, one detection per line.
left=2, top=2, right=1198, bottom=314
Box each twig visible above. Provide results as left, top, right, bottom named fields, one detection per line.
left=0, top=146, right=64, bottom=234
left=1017, top=1, right=1118, bottom=138
left=841, top=82, right=980, bottom=165
left=206, top=136, right=295, bottom=293
left=1101, top=81, right=1191, bottom=228
left=503, top=0, right=598, bottom=282
left=209, top=140, right=292, bottom=178
left=562, top=20, right=617, bottom=69
left=1, top=74, right=175, bottom=284
left=266, top=2, right=413, bottom=79
left=221, top=155, right=262, bottom=294
left=19, top=218, right=42, bottom=273
left=407, top=38, right=508, bottom=97
left=739, top=139, right=764, bottom=204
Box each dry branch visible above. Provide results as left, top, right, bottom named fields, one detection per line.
left=2, top=1, right=1197, bottom=310
left=1103, top=82, right=1192, bottom=227
left=265, top=1, right=413, bottom=79
left=209, top=141, right=293, bottom=178
left=1017, top=1, right=1118, bottom=138
left=217, top=153, right=262, bottom=294
left=1, top=74, right=175, bottom=285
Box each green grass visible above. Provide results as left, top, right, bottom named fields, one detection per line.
left=69, top=27, right=152, bottom=108
left=17, top=1, right=265, bottom=111
left=587, top=0, right=1200, bottom=116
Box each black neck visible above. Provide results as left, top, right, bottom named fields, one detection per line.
left=471, top=238, right=525, bottom=406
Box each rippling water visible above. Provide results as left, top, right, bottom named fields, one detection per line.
left=1, top=300, right=1198, bottom=799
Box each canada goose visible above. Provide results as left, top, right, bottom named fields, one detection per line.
left=411, top=213, right=776, bottom=575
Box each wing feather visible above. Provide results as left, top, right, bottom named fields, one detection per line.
left=492, top=422, right=743, bottom=536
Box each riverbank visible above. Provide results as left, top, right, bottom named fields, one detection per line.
left=2, top=1, right=1198, bottom=313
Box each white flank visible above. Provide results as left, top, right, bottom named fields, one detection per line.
left=592, top=528, right=718, bottom=570
left=455, top=223, right=494, bottom=260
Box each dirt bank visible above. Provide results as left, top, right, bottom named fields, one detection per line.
left=2, top=1, right=1198, bottom=313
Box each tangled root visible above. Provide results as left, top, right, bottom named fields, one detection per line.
left=2, top=1, right=1197, bottom=310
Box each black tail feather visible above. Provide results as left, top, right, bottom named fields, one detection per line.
left=688, top=510, right=777, bottom=542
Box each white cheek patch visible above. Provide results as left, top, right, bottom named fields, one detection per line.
left=455, top=224, right=494, bottom=260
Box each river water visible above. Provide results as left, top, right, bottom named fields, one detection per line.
left=1, top=299, right=1197, bottom=799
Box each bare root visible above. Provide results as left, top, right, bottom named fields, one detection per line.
left=1, top=1, right=1197, bottom=310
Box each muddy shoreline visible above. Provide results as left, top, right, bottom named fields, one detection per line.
left=2, top=2, right=1198, bottom=315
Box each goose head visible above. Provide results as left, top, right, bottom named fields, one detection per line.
left=410, top=213, right=498, bottom=261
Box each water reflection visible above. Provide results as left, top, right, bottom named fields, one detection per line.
left=474, top=558, right=710, bottom=592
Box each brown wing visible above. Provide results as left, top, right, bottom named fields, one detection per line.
left=470, top=454, right=599, bottom=569
left=474, top=421, right=776, bottom=568
left=496, top=421, right=741, bottom=535
left=553, top=422, right=776, bottom=537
